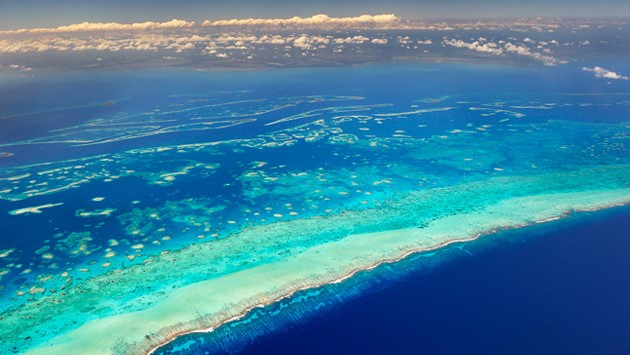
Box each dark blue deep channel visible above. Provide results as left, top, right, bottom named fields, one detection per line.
left=157, top=207, right=630, bottom=355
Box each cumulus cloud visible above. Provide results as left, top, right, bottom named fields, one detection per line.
left=503, top=42, right=558, bottom=65
left=582, top=66, right=628, bottom=80
left=202, top=14, right=400, bottom=29
left=0, top=19, right=195, bottom=34
left=398, top=36, right=413, bottom=45
left=293, top=35, right=330, bottom=50
left=503, top=42, right=531, bottom=56
left=443, top=38, right=503, bottom=55
left=2, top=64, right=32, bottom=71
left=442, top=38, right=562, bottom=65
left=334, top=36, right=370, bottom=45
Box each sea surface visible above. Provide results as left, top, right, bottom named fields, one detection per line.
left=0, top=60, right=628, bottom=353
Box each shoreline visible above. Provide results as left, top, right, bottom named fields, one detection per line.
left=147, top=200, right=629, bottom=355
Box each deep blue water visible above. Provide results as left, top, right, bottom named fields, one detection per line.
left=1, top=62, right=628, bottom=168
left=162, top=208, right=630, bottom=355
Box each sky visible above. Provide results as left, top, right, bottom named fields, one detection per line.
left=1, top=0, right=629, bottom=30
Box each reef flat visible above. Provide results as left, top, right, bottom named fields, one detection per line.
left=1, top=62, right=629, bottom=354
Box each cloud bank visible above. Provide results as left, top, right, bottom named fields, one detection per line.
left=0, top=14, right=400, bottom=35
left=1, top=19, right=195, bottom=35
left=582, top=66, right=628, bottom=80
left=1, top=17, right=606, bottom=72
left=202, top=14, right=400, bottom=29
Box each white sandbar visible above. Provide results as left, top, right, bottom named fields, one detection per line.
left=8, top=202, right=64, bottom=216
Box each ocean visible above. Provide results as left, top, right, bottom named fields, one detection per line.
left=0, top=61, right=628, bottom=353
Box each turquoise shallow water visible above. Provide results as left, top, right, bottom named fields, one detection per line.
left=0, top=61, right=628, bottom=353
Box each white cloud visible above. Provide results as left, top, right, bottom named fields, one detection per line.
left=442, top=38, right=562, bottom=66
left=443, top=38, right=503, bottom=55
left=268, top=37, right=287, bottom=45
left=0, top=19, right=195, bottom=34
left=334, top=36, right=370, bottom=44
left=504, top=42, right=531, bottom=56
left=202, top=14, right=400, bottom=29
left=582, top=66, right=628, bottom=80
left=291, top=35, right=329, bottom=50
left=503, top=42, right=559, bottom=65
left=398, top=36, right=412, bottom=44
left=371, top=38, right=388, bottom=44
left=293, top=35, right=314, bottom=50
left=0, top=64, right=32, bottom=71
